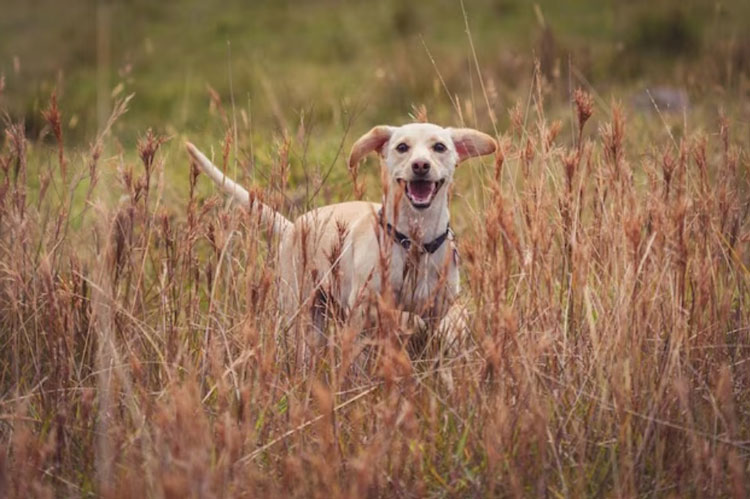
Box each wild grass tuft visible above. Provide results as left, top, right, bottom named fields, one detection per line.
left=1, top=74, right=749, bottom=498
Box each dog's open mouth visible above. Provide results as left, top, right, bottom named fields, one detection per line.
left=398, top=179, right=445, bottom=208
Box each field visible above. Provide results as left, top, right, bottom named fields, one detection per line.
left=2, top=0, right=750, bottom=497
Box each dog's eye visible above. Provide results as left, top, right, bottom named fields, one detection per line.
left=395, top=142, right=410, bottom=153
left=433, top=142, right=447, bottom=153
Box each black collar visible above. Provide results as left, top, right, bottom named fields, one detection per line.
left=377, top=209, right=452, bottom=254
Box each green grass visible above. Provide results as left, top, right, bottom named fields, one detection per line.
left=3, top=0, right=750, bottom=142
left=3, top=0, right=748, bottom=221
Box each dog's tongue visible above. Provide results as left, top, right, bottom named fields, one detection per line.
left=408, top=180, right=435, bottom=203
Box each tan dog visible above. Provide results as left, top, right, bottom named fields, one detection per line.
left=186, top=123, right=496, bottom=349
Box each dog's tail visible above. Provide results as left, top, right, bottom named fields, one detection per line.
left=185, top=141, right=292, bottom=236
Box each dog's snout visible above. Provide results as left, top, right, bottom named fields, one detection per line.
left=411, top=161, right=430, bottom=176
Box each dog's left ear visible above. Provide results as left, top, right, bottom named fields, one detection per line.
left=449, top=128, right=497, bottom=163
left=348, top=126, right=393, bottom=170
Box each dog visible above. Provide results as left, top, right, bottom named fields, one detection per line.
left=186, top=123, right=496, bottom=360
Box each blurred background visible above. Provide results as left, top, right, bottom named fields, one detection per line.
left=1, top=0, right=749, bottom=210
left=3, top=0, right=750, bottom=139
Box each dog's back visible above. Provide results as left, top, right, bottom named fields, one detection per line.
left=277, top=201, right=380, bottom=319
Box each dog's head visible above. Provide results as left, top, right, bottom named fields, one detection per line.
left=348, top=123, right=496, bottom=210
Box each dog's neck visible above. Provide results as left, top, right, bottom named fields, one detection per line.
left=382, top=188, right=450, bottom=245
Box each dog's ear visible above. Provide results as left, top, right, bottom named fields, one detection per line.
left=449, top=128, right=497, bottom=163
left=348, top=126, right=393, bottom=170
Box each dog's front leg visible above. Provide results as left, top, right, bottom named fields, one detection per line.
left=437, top=299, right=471, bottom=357
left=410, top=299, right=471, bottom=391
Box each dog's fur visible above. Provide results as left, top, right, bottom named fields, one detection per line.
left=186, top=123, right=496, bottom=344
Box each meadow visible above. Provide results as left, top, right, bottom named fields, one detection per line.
left=1, top=0, right=750, bottom=496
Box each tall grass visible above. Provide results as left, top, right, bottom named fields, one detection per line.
left=1, top=75, right=749, bottom=497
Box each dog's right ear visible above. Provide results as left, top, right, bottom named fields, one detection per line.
left=348, top=126, right=393, bottom=170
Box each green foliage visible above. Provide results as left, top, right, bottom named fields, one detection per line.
left=2, top=0, right=750, bottom=143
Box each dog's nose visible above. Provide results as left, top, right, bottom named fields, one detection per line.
left=411, top=161, right=430, bottom=176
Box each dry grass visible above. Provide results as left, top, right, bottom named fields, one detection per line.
left=1, top=73, right=749, bottom=498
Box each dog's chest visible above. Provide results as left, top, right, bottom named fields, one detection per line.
left=388, top=246, right=458, bottom=313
